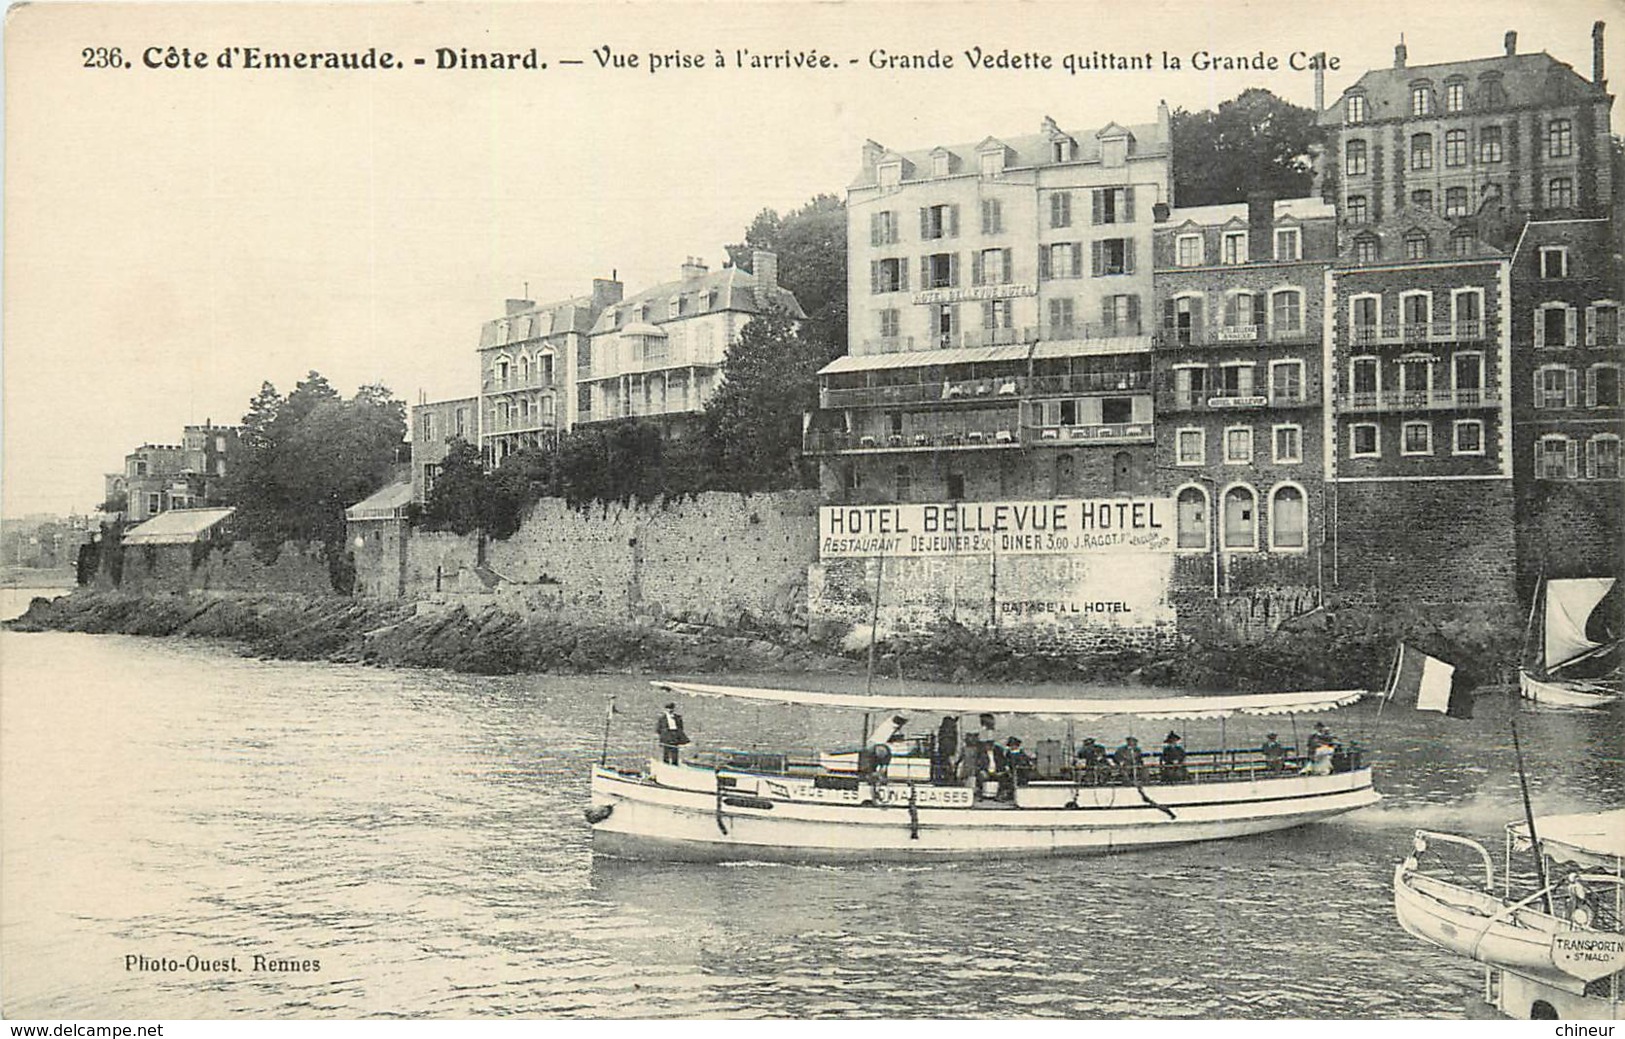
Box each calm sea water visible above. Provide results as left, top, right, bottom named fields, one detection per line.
left=2, top=588, right=1621, bottom=1019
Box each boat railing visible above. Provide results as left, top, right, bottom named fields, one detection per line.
left=1411, top=828, right=1497, bottom=890
left=692, top=742, right=1367, bottom=788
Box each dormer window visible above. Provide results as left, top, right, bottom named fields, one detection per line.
left=1052, top=138, right=1076, bottom=163
left=979, top=150, right=1004, bottom=176
left=931, top=152, right=951, bottom=177
left=1273, top=226, right=1301, bottom=261
left=1480, top=74, right=1506, bottom=107
left=1346, top=94, right=1367, bottom=124
left=669, top=295, right=682, bottom=319
left=1445, top=80, right=1466, bottom=113
left=878, top=162, right=901, bottom=188
left=1410, top=83, right=1433, bottom=116
left=1101, top=136, right=1126, bottom=167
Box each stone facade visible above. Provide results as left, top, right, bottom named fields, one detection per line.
left=1508, top=217, right=1624, bottom=593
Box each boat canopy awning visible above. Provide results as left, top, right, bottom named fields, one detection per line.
left=1509, top=809, right=1625, bottom=871
left=651, top=681, right=1366, bottom=722
left=818, top=344, right=1031, bottom=376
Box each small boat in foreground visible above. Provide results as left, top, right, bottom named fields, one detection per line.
left=1520, top=578, right=1621, bottom=709
left=586, top=681, right=1380, bottom=863
left=1394, top=809, right=1625, bottom=1019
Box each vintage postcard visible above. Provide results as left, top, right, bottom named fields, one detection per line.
left=3, top=0, right=1621, bottom=1026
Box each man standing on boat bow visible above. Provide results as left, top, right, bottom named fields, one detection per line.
left=656, top=702, right=689, bottom=765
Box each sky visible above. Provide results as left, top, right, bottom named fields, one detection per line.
left=4, top=0, right=1619, bottom=516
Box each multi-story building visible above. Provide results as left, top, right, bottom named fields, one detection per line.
left=1152, top=195, right=1337, bottom=589
left=1324, top=212, right=1516, bottom=605
left=411, top=395, right=477, bottom=501
left=1320, top=26, right=1614, bottom=232
left=411, top=279, right=622, bottom=501
left=810, top=110, right=1173, bottom=502
left=576, top=253, right=802, bottom=432
left=481, top=281, right=623, bottom=459
left=1509, top=216, right=1623, bottom=587
left=104, top=421, right=238, bottom=521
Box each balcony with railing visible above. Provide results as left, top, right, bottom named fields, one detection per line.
left=1336, top=386, right=1503, bottom=413
left=483, top=371, right=557, bottom=393
left=1154, top=324, right=1321, bottom=349
left=853, top=322, right=1151, bottom=357
left=1021, top=421, right=1154, bottom=446
left=1348, top=320, right=1486, bottom=346
left=820, top=368, right=1152, bottom=409
left=804, top=428, right=1024, bottom=455
left=484, top=411, right=559, bottom=434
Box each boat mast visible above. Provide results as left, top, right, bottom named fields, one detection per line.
left=865, top=542, right=886, bottom=698
left=1509, top=715, right=1553, bottom=914
left=1520, top=572, right=1544, bottom=677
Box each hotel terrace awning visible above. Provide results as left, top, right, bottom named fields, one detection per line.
left=345, top=481, right=414, bottom=522
left=122, top=507, right=235, bottom=546
left=819, top=343, right=1032, bottom=376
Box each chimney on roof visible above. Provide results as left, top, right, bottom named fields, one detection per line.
left=860, top=139, right=884, bottom=172
left=504, top=298, right=534, bottom=317
left=681, top=256, right=708, bottom=281
left=1156, top=100, right=1170, bottom=143
left=1394, top=37, right=1407, bottom=69
left=591, top=276, right=623, bottom=310
left=1314, top=57, right=1325, bottom=111
left=1594, top=21, right=1606, bottom=85
left=1040, top=114, right=1060, bottom=136
left=751, top=250, right=779, bottom=306
left=1505, top=30, right=1517, bottom=56
left=1247, top=193, right=1274, bottom=260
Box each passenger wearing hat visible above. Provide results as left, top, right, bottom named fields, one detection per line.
left=998, top=736, right=1034, bottom=799
left=655, top=702, right=689, bottom=765
left=1304, top=722, right=1337, bottom=776
left=1260, top=732, right=1287, bottom=772
left=1113, top=735, right=1144, bottom=784
left=1159, top=731, right=1189, bottom=784
left=1075, top=737, right=1108, bottom=785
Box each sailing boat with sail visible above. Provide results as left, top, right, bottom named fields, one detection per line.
left=1520, top=578, right=1621, bottom=710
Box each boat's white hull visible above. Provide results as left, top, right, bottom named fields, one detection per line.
left=1393, top=864, right=1584, bottom=992
left=1394, top=862, right=1623, bottom=1018
left=1519, top=670, right=1621, bottom=710
left=589, top=761, right=1380, bottom=863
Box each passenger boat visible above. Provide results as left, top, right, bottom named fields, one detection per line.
left=1394, top=809, right=1625, bottom=1019
left=1519, top=578, right=1620, bottom=710
left=585, top=681, right=1380, bottom=863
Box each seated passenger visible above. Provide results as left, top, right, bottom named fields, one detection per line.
left=1075, top=737, right=1108, bottom=784
left=1159, top=731, right=1189, bottom=783
left=1113, top=736, right=1145, bottom=785
left=1260, top=732, right=1287, bottom=773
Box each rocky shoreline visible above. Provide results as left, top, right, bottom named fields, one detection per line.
left=6, top=589, right=1525, bottom=692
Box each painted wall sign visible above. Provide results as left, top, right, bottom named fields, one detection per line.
left=911, top=283, right=1037, bottom=306
left=819, top=498, right=1175, bottom=558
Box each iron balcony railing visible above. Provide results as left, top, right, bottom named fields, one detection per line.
left=853, top=322, right=1150, bottom=356
left=1348, top=320, right=1486, bottom=346
left=821, top=370, right=1153, bottom=409
left=1336, top=387, right=1502, bottom=413
left=1153, top=325, right=1320, bottom=348
left=1021, top=421, right=1155, bottom=445
left=803, top=429, right=1022, bottom=454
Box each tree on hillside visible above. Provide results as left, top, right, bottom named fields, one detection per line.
left=220, top=371, right=406, bottom=584
left=704, top=310, right=823, bottom=492
left=1172, top=89, right=1322, bottom=207
left=726, top=193, right=848, bottom=360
